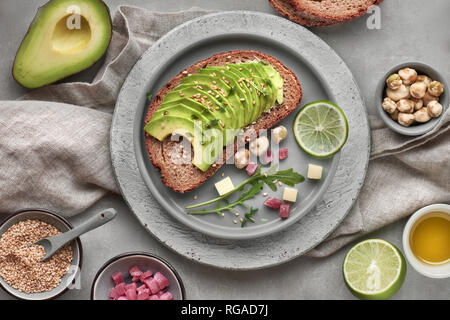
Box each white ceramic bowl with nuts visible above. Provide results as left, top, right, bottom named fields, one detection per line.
left=376, top=62, right=448, bottom=136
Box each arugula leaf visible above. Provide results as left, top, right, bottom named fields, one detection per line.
left=186, top=164, right=304, bottom=216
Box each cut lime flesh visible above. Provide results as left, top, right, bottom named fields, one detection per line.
left=293, top=100, right=348, bottom=157
left=343, top=239, right=406, bottom=300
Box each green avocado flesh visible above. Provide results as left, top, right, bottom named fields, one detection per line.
left=144, top=61, right=284, bottom=172
left=13, top=0, right=111, bottom=88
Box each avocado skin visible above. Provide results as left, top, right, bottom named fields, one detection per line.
left=12, top=0, right=112, bottom=88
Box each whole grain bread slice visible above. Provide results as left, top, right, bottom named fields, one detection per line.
left=269, top=0, right=336, bottom=27
left=286, top=0, right=383, bottom=23
left=144, top=50, right=302, bottom=193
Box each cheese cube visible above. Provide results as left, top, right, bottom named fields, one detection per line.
left=307, top=164, right=323, bottom=180
left=215, top=177, right=235, bottom=196
left=282, top=187, right=298, bottom=202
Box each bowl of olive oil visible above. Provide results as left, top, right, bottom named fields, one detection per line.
left=403, top=204, right=450, bottom=278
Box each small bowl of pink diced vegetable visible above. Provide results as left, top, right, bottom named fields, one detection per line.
left=90, top=252, right=185, bottom=300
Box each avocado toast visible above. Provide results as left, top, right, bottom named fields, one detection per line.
left=144, top=50, right=302, bottom=193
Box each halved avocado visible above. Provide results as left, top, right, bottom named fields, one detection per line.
left=13, top=0, right=112, bottom=88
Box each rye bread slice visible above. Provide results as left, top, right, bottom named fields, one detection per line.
left=144, top=50, right=302, bottom=193
left=269, top=0, right=336, bottom=27
left=286, top=0, right=383, bottom=23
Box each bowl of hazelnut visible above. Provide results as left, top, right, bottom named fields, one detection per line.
left=376, top=62, right=448, bottom=136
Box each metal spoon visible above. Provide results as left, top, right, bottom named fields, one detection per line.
left=35, top=208, right=117, bottom=262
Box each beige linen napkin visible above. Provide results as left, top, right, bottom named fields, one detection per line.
left=0, top=6, right=448, bottom=255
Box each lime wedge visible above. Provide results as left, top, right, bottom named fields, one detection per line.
left=343, top=239, right=406, bottom=300
left=293, top=100, right=348, bottom=157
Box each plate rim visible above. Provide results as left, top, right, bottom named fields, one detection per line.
left=110, top=10, right=371, bottom=270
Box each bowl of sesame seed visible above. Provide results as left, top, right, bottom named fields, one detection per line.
left=0, top=209, right=82, bottom=300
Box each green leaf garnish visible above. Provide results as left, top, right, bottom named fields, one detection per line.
left=186, top=165, right=304, bottom=215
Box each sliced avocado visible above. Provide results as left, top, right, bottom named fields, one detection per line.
left=13, top=0, right=112, bottom=88
left=151, top=103, right=211, bottom=124
left=261, top=64, right=284, bottom=104
left=236, top=63, right=268, bottom=120
left=251, top=63, right=275, bottom=112
left=198, top=67, right=247, bottom=128
left=159, top=98, right=216, bottom=121
left=164, top=85, right=238, bottom=130
left=157, top=98, right=232, bottom=145
left=227, top=64, right=262, bottom=123
left=222, top=66, right=255, bottom=124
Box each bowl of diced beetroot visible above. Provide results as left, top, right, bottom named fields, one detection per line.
left=90, top=252, right=185, bottom=300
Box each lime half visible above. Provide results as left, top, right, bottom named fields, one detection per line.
left=293, top=100, right=348, bottom=157
left=343, top=239, right=406, bottom=300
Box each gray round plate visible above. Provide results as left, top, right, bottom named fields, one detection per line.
left=111, top=11, right=370, bottom=269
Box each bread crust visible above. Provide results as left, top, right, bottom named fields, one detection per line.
left=144, top=50, right=302, bottom=193
left=285, top=0, right=384, bottom=23
left=269, top=0, right=337, bottom=27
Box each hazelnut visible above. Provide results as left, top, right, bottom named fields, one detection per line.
left=427, top=101, right=443, bottom=118
left=271, top=126, right=287, bottom=144
left=414, top=108, right=431, bottom=123
left=428, top=81, right=444, bottom=97
left=390, top=109, right=399, bottom=121
left=416, top=75, right=432, bottom=85
left=398, top=68, right=417, bottom=85
left=382, top=97, right=397, bottom=114
left=386, top=84, right=410, bottom=101
left=411, top=98, right=424, bottom=111
left=410, top=82, right=427, bottom=99
left=386, top=74, right=402, bottom=90
left=397, top=99, right=414, bottom=113
left=234, top=148, right=250, bottom=169
left=249, top=136, right=269, bottom=156
left=398, top=113, right=415, bottom=127
left=423, top=91, right=438, bottom=106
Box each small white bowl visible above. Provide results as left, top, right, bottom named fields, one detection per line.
left=402, top=204, right=450, bottom=278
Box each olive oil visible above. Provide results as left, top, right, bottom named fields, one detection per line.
left=409, top=212, right=450, bottom=265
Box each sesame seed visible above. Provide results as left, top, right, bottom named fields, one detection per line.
left=0, top=220, right=72, bottom=294
left=233, top=220, right=237, bottom=224
left=235, top=213, right=240, bottom=217
left=193, top=195, right=198, bottom=200
left=182, top=70, right=188, bottom=75
left=263, top=193, right=268, bottom=197
left=278, top=181, right=283, bottom=186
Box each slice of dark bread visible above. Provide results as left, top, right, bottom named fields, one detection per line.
left=144, top=50, right=302, bottom=193
left=286, top=0, right=383, bottom=23
left=269, top=0, right=336, bottom=27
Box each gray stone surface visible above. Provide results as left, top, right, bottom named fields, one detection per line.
left=0, top=0, right=448, bottom=299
